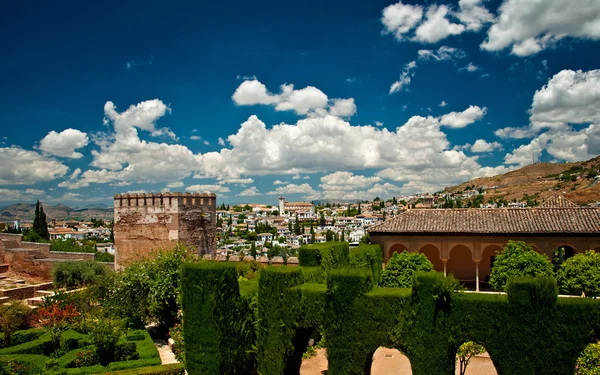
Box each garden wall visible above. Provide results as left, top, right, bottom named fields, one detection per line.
left=182, top=261, right=600, bottom=375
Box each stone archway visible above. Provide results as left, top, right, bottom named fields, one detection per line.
left=480, top=245, right=502, bottom=286
left=556, top=245, right=577, bottom=260
left=447, top=245, right=476, bottom=282
left=419, top=244, right=444, bottom=272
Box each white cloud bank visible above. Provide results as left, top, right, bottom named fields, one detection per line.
left=481, top=0, right=600, bottom=56
left=232, top=79, right=356, bottom=117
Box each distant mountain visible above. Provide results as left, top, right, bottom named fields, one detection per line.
left=444, top=156, right=600, bottom=205
left=0, top=203, right=113, bottom=222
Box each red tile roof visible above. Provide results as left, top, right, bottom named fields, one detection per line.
left=369, top=197, right=600, bottom=235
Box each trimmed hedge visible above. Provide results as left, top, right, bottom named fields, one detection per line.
left=182, top=261, right=600, bottom=375
left=181, top=262, right=255, bottom=375
left=349, top=243, right=383, bottom=284
left=95, top=363, right=185, bottom=375
left=298, top=242, right=349, bottom=269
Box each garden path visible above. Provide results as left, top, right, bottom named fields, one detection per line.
left=300, top=348, right=498, bottom=375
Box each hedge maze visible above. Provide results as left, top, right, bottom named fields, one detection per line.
left=182, top=243, right=600, bottom=375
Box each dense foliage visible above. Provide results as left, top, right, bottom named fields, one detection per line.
left=457, top=341, right=486, bottom=375
left=0, top=301, right=31, bottom=347
left=51, top=238, right=96, bottom=253
left=52, top=260, right=110, bottom=289
left=379, top=251, right=433, bottom=288
left=298, top=242, right=350, bottom=269
left=557, top=251, right=600, bottom=297
left=32, top=200, right=49, bottom=241
left=489, top=240, right=554, bottom=291
left=576, top=342, right=600, bottom=375
left=182, top=241, right=600, bottom=375
left=104, top=244, right=192, bottom=330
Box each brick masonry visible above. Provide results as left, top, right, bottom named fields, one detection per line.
left=114, top=192, right=217, bottom=267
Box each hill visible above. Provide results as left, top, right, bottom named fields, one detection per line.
left=444, top=156, right=600, bottom=205
left=0, top=203, right=113, bottom=222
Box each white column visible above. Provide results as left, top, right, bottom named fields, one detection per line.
left=475, top=262, right=480, bottom=292
left=443, top=260, right=447, bottom=277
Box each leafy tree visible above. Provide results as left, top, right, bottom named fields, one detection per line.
left=392, top=197, right=398, bottom=205
left=457, top=341, right=486, bottom=375
left=33, top=303, right=80, bottom=356
left=380, top=251, right=433, bottom=288
left=325, top=230, right=334, bottom=242
left=88, top=316, right=125, bottom=365
left=0, top=301, right=30, bottom=347
left=52, top=261, right=110, bottom=289
left=105, top=244, right=192, bottom=329
left=557, top=250, right=600, bottom=297
left=576, top=341, right=600, bottom=375
left=489, top=241, right=554, bottom=291
left=319, top=212, right=326, bottom=227
left=294, top=214, right=301, bottom=235
left=360, top=232, right=370, bottom=244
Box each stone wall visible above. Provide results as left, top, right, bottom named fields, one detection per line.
left=114, top=192, right=217, bottom=268
left=0, top=282, right=53, bottom=300
left=50, top=251, right=95, bottom=261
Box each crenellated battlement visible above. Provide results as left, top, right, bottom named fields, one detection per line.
left=114, top=192, right=217, bottom=211
left=113, top=191, right=217, bottom=267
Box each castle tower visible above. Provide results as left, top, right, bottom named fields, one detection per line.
left=113, top=192, right=217, bottom=267
left=279, top=196, right=286, bottom=216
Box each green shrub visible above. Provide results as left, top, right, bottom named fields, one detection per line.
left=576, top=341, right=600, bottom=375
left=349, top=243, right=383, bottom=284
left=53, top=261, right=109, bottom=289
left=506, top=276, right=558, bottom=308
left=0, top=301, right=31, bottom=347
left=489, top=240, right=554, bottom=291
left=379, top=251, right=433, bottom=288
left=95, top=252, right=115, bottom=262
left=298, top=242, right=349, bottom=269
left=95, top=363, right=184, bottom=375
left=168, top=324, right=184, bottom=365
left=0, top=329, right=44, bottom=349
left=0, top=332, right=53, bottom=356
left=88, top=317, right=125, bottom=365
left=114, top=342, right=138, bottom=362
left=181, top=262, right=255, bottom=375
left=557, top=250, right=600, bottom=297
left=51, top=239, right=96, bottom=253
left=104, top=245, right=192, bottom=330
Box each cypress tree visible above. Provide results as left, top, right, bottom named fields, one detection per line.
left=250, top=241, right=257, bottom=258
left=38, top=205, right=49, bottom=240
left=341, top=231, right=345, bottom=242
left=33, top=200, right=41, bottom=235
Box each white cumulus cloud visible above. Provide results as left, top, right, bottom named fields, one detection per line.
left=471, top=139, right=502, bottom=153
left=439, top=105, right=487, bottom=128
left=481, top=0, right=600, bottom=56
left=415, top=5, right=466, bottom=43
left=39, top=129, right=89, bottom=158
left=238, top=186, right=262, bottom=196
left=232, top=79, right=356, bottom=117
left=0, top=147, right=68, bottom=185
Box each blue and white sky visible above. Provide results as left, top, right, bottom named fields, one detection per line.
left=1, top=0, right=600, bottom=206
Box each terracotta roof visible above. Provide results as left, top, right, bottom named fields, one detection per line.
left=368, top=206, right=600, bottom=234
left=285, top=202, right=314, bottom=206
left=539, top=195, right=579, bottom=208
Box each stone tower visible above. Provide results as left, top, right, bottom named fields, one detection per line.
left=279, top=195, right=286, bottom=216
left=113, top=192, right=216, bottom=267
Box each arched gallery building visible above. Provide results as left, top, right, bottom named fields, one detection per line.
left=368, top=196, right=600, bottom=291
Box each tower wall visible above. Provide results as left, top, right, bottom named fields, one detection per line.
left=113, top=192, right=216, bottom=267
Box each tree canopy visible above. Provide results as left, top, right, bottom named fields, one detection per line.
left=489, top=240, right=554, bottom=291
left=557, top=250, right=600, bottom=297
left=379, top=251, right=433, bottom=288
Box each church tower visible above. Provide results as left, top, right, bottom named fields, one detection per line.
left=279, top=196, right=286, bottom=216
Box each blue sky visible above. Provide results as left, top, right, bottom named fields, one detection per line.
left=1, top=0, right=599, bottom=206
